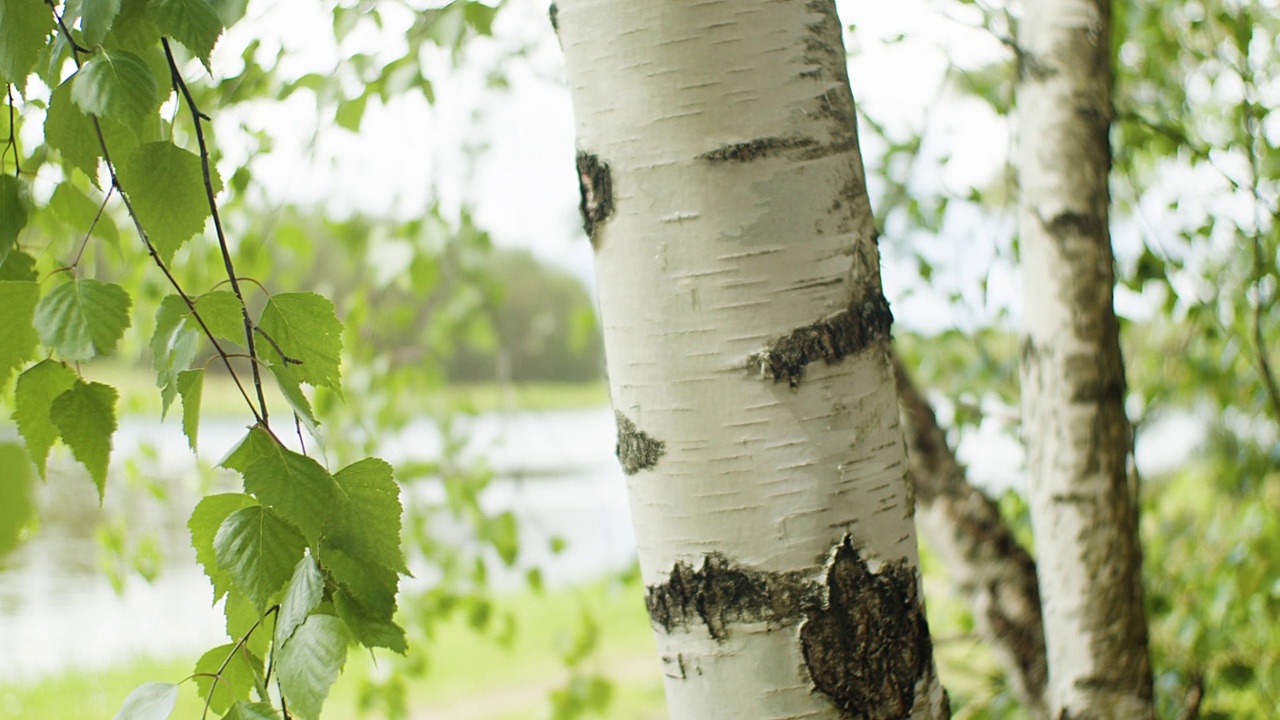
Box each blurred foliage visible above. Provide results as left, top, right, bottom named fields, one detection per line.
left=446, top=248, right=604, bottom=383
left=871, top=0, right=1279, bottom=717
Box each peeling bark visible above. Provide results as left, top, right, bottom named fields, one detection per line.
left=576, top=151, right=613, bottom=246
left=644, top=540, right=944, bottom=720
left=892, top=355, right=1048, bottom=716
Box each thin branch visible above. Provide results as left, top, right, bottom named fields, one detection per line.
left=67, top=185, right=115, bottom=268
left=4, top=85, right=18, bottom=175
left=45, top=0, right=266, bottom=426
left=1237, top=42, right=1280, bottom=425
left=199, top=604, right=277, bottom=720
left=163, top=38, right=273, bottom=426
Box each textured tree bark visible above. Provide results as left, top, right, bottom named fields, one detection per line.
left=892, top=356, right=1047, bottom=717
left=556, top=1, right=949, bottom=718
left=1016, top=0, right=1155, bottom=717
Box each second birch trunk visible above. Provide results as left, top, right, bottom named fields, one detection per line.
left=1016, top=0, right=1154, bottom=716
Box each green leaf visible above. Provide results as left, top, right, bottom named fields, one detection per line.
left=189, top=493, right=258, bottom=601
left=275, top=555, right=323, bottom=647
left=0, top=0, right=53, bottom=85
left=177, top=369, right=204, bottom=451
left=193, top=643, right=263, bottom=714
left=257, top=293, right=343, bottom=393
left=151, top=295, right=200, bottom=414
left=224, top=588, right=272, bottom=659
left=221, top=702, right=281, bottom=720
left=0, top=250, right=37, bottom=281
left=267, top=363, right=319, bottom=440
left=193, top=290, right=246, bottom=343
left=321, top=547, right=397, bottom=622
left=334, top=94, right=366, bottom=132
left=241, top=443, right=339, bottom=543
left=0, top=175, right=30, bottom=264
left=214, top=505, right=306, bottom=610
left=82, top=0, right=123, bottom=46
left=220, top=426, right=275, bottom=473
left=329, top=457, right=406, bottom=573
left=334, top=589, right=407, bottom=654
left=49, top=183, right=119, bottom=246
left=50, top=380, right=118, bottom=500
left=153, top=0, right=223, bottom=69
left=35, top=278, right=132, bottom=361
left=0, top=443, right=35, bottom=558
left=0, top=281, right=39, bottom=390
left=72, top=49, right=159, bottom=129
left=488, top=510, right=519, bottom=566
left=108, top=0, right=161, bottom=52
left=44, top=78, right=104, bottom=181
left=118, top=142, right=221, bottom=264
left=111, top=681, right=178, bottom=720
left=276, top=614, right=348, bottom=720
left=12, top=360, right=77, bottom=477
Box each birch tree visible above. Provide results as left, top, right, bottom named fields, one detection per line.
left=1016, top=0, right=1155, bottom=716
left=555, top=1, right=949, bottom=718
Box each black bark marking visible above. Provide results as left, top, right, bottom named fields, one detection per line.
left=645, top=554, right=817, bottom=641
left=800, top=539, right=933, bottom=720
left=576, top=152, right=613, bottom=248
left=750, top=293, right=893, bottom=388
left=615, top=411, right=664, bottom=475
left=1044, top=211, right=1103, bottom=242
left=548, top=2, right=558, bottom=33
left=644, top=539, right=937, bottom=718
left=699, top=136, right=818, bottom=163
left=1017, top=49, right=1056, bottom=82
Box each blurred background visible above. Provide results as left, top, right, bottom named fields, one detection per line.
left=0, top=0, right=1276, bottom=718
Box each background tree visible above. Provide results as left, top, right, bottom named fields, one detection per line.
left=1015, top=0, right=1154, bottom=715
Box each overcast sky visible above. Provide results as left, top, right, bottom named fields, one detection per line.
left=209, top=0, right=1029, bottom=334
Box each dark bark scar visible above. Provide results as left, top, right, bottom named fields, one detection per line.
left=615, top=411, right=664, bottom=475
left=750, top=293, right=893, bottom=387
left=800, top=538, right=933, bottom=719
left=643, top=538, right=936, bottom=718
left=576, top=151, right=614, bottom=248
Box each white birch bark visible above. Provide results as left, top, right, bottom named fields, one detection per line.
left=1016, top=0, right=1154, bottom=717
left=556, top=2, right=948, bottom=718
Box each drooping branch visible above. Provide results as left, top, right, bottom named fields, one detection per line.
left=45, top=0, right=266, bottom=428
left=163, top=38, right=272, bottom=426
left=893, top=353, right=1048, bottom=715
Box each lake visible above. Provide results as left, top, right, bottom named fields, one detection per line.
left=0, top=400, right=1194, bottom=681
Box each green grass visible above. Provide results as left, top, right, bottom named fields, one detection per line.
left=77, top=363, right=609, bottom=419
left=0, top=558, right=1018, bottom=720
left=0, top=579, right=663, bottom=720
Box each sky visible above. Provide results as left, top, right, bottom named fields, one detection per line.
left=207, top=0, right=1021, bottom=335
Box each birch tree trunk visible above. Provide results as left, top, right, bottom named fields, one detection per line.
left=555, top=2, right=948, bottom=718
left=1016, top=0, right=1154, bottom=716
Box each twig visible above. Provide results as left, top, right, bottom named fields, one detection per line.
left=45, top=0, right=266, bottom=427
left=164, top=38, right=273, bottom=426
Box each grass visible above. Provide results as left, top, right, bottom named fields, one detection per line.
left=0, top=579, right=663, bottom=720
left=1, top=363, right=609, bottom=421
left=0, top=558, right=1016, bottom=720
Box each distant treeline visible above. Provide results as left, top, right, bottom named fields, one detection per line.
left=443, top=249, right=604, bottom=383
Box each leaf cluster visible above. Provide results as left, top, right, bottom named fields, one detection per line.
left=2, top=2, right=414, bottom=719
